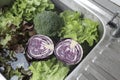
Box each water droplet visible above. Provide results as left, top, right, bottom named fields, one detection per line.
left=92, top=56, right=97, bottom=63
left=99, top=50, right=104, bottom=55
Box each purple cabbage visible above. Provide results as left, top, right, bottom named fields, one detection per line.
left=27, top=35, right=54, bottom=59
left=54, top=39, right=83, bottom=65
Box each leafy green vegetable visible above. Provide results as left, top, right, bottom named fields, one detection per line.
left=0, top=0, right=54, bottom=48
left=10, top=0, right=54, bottom=21
left=34, top=11, right=64, bottom=37
left=0, top=51, right=22, bottom=79
left=9, top=68, right=23, bottom=79
left=0, top=34, right=11, bottom=47
left=59, top=10, right=99, bottom=46
left=29, top=58, right=69, bottom=80
left=4, top=65, right=23, bottom=79
left=0, top=0, right=13, bottom=7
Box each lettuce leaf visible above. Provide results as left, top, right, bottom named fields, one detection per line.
left=29, top=58, right=69, bottom=80
left=0, top=0, right=54, bottom=48
left=59, top=10, right=99, bottom=46
left=10, top=0, right=54, bottom=21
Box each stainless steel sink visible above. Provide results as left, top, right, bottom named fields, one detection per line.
left=1, top=0, right=120, bottom=80
left=52, top=0, right=120, bottom=80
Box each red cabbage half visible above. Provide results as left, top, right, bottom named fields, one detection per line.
left=27, top=35, right=54, bottom=59
left=54, top=39, right=83, bottom=65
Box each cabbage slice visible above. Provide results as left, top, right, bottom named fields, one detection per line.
left=27, top=35, right=54, bottom=59
left=54, top=39, right=83, bottom=65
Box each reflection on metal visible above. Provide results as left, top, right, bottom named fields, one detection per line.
left=110, top=0, right=120, bottom=7
left=74, top=0, right=112, bottom=20
left=0, top=73, right=6, bottom=80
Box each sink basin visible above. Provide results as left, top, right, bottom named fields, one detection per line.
left=1, top=0, right=120, bottom=80
left=52, top=0, right=120, bottom=80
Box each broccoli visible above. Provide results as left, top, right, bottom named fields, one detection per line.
left=34, top=11, right=64, bottom=37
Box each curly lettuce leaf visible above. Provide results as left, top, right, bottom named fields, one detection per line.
left=10, top=0, right=54, bottom=21
left=59, top=10, right=99, bottom=46
left=0, top=0, right=54, bottom=48
left=29, top=58, right=69, bottom=80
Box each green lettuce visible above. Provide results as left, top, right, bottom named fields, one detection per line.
left=0, top=0, right=54, bottom=48
left=10, top=0, right=54, bottom=21
left=29, top=58, right=69, bottom=80
left=59, top=10, right=99, bottom=46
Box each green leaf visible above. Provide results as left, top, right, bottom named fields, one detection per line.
left=0, top=0, right=55, bottom=48
left=29, top=58, right=69, bottom=80
left=0, top=34, right=11, bottom=46
left=59, top=10, right=99, bottom=46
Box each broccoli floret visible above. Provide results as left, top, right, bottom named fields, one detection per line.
left=34, top=11, right=64, bottom=37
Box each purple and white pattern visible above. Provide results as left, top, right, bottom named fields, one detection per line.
left=54, top=39, right=83, bottom=65
left=27, top=35, right=54, bottom=59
